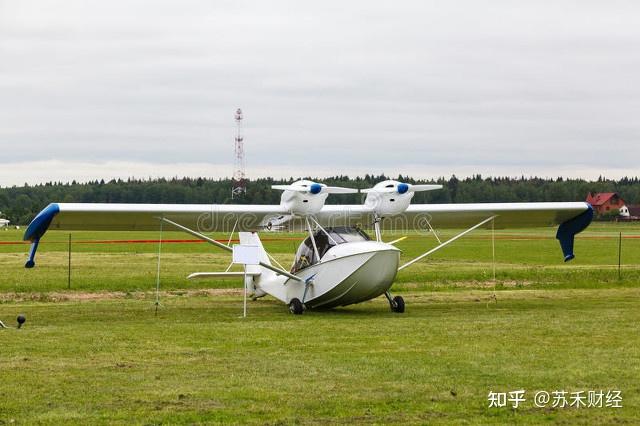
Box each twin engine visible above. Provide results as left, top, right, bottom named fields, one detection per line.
left=272, top=179, right=442, bottom=218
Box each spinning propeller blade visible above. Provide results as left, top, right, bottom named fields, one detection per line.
left=361, top=182, right=442, bottom=194
left=323, top=186, right=358, bottom=194
left=271, top=184, right=309, bottom=193
left=410, top=184, right=443, bottom=192
left=271, top=182, right=357, bottom=194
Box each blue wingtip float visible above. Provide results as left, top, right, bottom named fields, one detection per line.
left=23, top=203, right=60, bottom=268
left=556, top=204, right=594, bottom=262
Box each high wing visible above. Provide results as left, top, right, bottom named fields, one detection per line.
left=24, top=200, right=592, bottom=267
left=22, top=203, right=288, bottom=268
left=315, top=202, right=593, bottom=262
left=25, top=201, right=590, bottom=236
left=25, top=203, right=287, bottom=234
left=315, top=202, right=592, bottom=229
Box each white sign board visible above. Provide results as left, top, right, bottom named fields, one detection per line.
left=232, top=245, right=261, bottom=265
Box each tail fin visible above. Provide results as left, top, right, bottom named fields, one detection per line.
left=239, top=232, right=271, bottom=266
left=239, top=232, right=273, bottom=297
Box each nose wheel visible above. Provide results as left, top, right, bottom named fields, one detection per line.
left=385, top=291, right=405, bottom=313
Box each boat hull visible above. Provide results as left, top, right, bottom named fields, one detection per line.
left=278, top=242, right=401, bottom=309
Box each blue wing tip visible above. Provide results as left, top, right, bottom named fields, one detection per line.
left=23, top=203, right=59, bottom=269
left=556, top=204, right=593, bottom=262
left=23, top=203, right=60, bottom=242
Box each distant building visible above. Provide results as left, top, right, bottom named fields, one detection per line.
left=586, top=192, right=626, bottom=215
left=628, top=205, right=640, bottom=217
left=619, top=205, right=630, bottom=217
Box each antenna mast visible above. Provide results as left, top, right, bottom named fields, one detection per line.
left=231, top=108, right=246, bottom=199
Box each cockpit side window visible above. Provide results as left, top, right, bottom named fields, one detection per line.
left=290, top=226, right=371, bottom=273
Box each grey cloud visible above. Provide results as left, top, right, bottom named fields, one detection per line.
left=0, top=0, right=639, bottom=186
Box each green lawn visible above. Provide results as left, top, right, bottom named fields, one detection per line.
left=0, top=223, right=639, bottom=424
left=1, top=223, right=638, bottom=293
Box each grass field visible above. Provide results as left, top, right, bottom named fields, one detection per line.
left=0, top=223, right=639, bottom=424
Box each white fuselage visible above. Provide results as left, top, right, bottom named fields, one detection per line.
left=252, top=241, right=400, bottom=309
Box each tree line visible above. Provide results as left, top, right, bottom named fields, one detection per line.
left=1, top=175, right=639, bottom=225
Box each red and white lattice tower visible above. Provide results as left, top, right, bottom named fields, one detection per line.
left=231, top=108, right=246, bottom=198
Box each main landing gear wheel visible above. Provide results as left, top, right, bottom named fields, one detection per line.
left=385, top=291, right=405, bottom=313
left=289, top=298, right=304, bottom=315
left=391, top=296, right=405, bottom=313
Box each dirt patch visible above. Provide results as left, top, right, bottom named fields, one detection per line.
left=0, top=288, right=243, bottom=303
left=400, top=279, right=534, bottom=289
left=468, top=279, right=534, bottom=288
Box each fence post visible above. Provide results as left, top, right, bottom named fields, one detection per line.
left=618, top=231, right=622, bottom=280
left=68, top=234, right=72, bottom=289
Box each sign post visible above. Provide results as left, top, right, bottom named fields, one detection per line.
left=232, top=245, right=261, bottom=318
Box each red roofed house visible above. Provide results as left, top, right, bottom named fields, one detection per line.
left=586, top=192, right=626, bottom=215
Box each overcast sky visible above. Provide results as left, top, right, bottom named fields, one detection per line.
left=0, top=0, right=638, bottom=186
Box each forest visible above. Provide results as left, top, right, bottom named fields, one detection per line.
left=1, top=175, right=639, bottom=225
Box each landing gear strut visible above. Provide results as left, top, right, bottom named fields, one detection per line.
left=385, top=291, right=405, bottom=313
left=289, top=298, right=304, bottom=315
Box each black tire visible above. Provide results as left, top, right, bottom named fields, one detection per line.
left=392, top=296, right=405, bottom=313
left=289, top=298, right=304, bottom=315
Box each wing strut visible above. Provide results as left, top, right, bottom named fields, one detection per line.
left=398, top=216, right=496, bottom=271
left=158, top=217, right=303, bottom=282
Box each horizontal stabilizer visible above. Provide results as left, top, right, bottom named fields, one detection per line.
left=556, top=205, right=594, bottom=261
left=187, top=272, right=261, bottom=280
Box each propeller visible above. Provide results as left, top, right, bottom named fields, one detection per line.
left=272, top=182, right=357, bottom=194
left=361, top=181, right=442, bottom=194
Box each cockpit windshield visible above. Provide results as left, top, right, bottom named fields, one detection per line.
left=291, top=226, right=371, bottom=273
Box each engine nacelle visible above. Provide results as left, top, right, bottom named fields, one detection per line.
left=363, top=180, right=442, bottom=217
left=280, top=182, right=329, bottom=216
left=364, top=180, right=414, bottom=217
left=273, top=180, right=356, bottom=217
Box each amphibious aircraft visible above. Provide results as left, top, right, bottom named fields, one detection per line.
left=23, top=179, right=593, bottom=314
left=0, top=212, right=9, bottom=228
